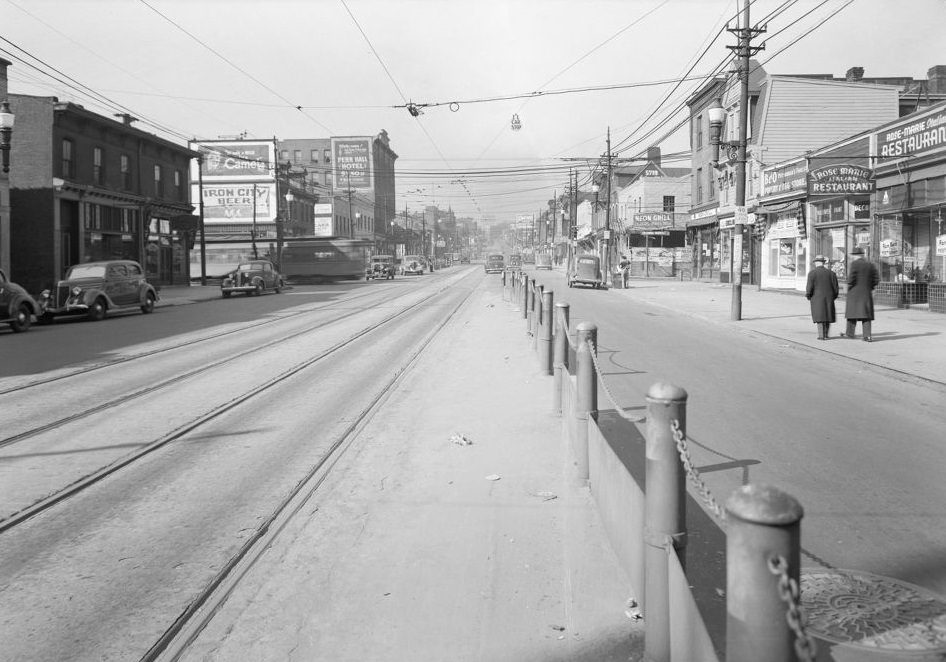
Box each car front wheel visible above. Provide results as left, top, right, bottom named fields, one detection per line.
left=87, top=298, right=106, bottom=321
left=9, top=303, right=32, bottom=332
left=254, top=282, right=264, bottom=296
left=141, top=293, right=155, bottom=314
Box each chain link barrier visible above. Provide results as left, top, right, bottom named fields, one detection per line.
left=557, top=318, right=578, bottom=352
left=587, top=342, right=645, bottom=423
left=670, top=419, right=727, bottom=526
left=768, top=555, right=818, bottom=662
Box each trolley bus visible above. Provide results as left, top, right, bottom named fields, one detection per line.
left=280, top=237, right=370, bottom=282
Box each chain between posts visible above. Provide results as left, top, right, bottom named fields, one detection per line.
left=587, top=343, right=645, bottom=423
left=768, top=555, right=818, bottom=662
left=558, top=317, right=578, bottom=351
left=669, top=419, right=727, bottom=526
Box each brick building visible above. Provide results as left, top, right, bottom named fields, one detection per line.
left=7, top=94, right=196, bottom=292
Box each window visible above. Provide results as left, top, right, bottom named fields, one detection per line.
left=696, top=115, right=703, bottom=149
left=174, top=170, right=183, bottom=200
left=62, top=139, right=75, bottom=178
left=311, top=149, right=319, bottom=162
left=324, top=149, right=331, bottom=163
left=294, top=149, right=302, bottom=162
left=663, top=196, right=675, bottom=213
left=154, top=164, right=163, bottom=196
left=696, top=168, right=703, bottom=203
left=121, top=154, right=131, bottom=190
left=280, top=149, right=289, bottom=160
left=709, top=171, right=715, bottom=200
left=93, top=147, right=104, bottom=184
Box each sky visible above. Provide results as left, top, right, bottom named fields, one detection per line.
left=3, top=0, right=946, bottom=224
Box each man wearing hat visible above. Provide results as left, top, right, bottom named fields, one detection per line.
left=843, top=246, right=880, bottom=341
left=806, top=254, right=839, bottom=340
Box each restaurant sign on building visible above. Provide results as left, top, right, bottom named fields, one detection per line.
left=875, top=105, right=946, bottom=163
left=807, top=165, right=875, bottom=196
left=632, top=212, right=674, bottom=230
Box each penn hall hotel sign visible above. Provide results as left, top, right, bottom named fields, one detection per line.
left=875, top=105, right=946, bottom=162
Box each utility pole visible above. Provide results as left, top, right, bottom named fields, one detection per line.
left=346, top=170, right=354, bottom=239
left=197, top=152, right=206, bottom=285
left=604, top=127, right=613, bottom=286
left=251, top=183, right=259, bottom=259
left=728, top=0, right=764, bottom=320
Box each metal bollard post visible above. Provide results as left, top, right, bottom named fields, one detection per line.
left=533, top=284, right=544, bottom=348
left=553, top=302, right=570, bottom=414
left=526, top=278, right=534, bottom=333
left=726, top=484, right=804, bottom=662
left=538, top=290, right=553, bottom=374
left=521, top=274, right=528, bottom=320
left=643, top=383, right=688, bottom=662
left=574, top=322, right=597, bottom=480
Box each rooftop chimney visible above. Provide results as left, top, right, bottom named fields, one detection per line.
left=646, top=146, right=661, bottom=167
left=846, top=66, right=865, bottom=82
left=927, top=65, right=946, bottom=94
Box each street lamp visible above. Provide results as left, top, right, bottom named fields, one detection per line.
left=0, top=100, right=14, bottom=174
left=707, top=98, right=738, bottom=168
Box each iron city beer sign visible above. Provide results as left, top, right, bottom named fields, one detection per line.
left=807, top=164, right=875, bottom=196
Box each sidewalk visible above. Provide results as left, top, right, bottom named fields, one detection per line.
left=610, top=278, right=946, bottom=388
left=178, top=278, right=644, bottom=661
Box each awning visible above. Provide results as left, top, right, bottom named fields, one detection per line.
left=752, top=200, right=802, bottom=215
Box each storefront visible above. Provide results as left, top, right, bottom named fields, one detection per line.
left=808, top=163, right=874, bottom=286
left=870, top=101, right=946, bottom=311
left=758, top=159, right=809, bottom=291
left=687, top=208, right=720, bottom=281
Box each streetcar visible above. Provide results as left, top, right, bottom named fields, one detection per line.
left=280, top=237, right=371, bottom=283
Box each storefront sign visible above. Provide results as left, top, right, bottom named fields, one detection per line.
left=936, top=234, right=946, bottom=257
left=632, top=212, right=674, bottom=230
left=762, top=160, right=807, bottom=196
left=807, top=164, right=875, bottom=196
left=853, top=198, right=871, bottom=219
left=875, top=106, right=946, bottom=162
left=880, top=238, right=902, bottom=257
left=332, top=137, right=373, bottom=190
left=313, top=217, right=333, bottom=237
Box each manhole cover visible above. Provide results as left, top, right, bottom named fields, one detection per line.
left=802, top=569, right=946, bottom=651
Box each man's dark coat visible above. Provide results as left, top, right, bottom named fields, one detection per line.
left=845, top=258, right=880, bottom=321
left=806, top=264, right=839, bottom=322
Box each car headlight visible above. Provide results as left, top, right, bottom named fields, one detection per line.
left=71, top=286, right=83, bottom=296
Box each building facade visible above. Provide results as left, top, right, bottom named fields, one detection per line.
left=9, top=95, right=196, bottom=292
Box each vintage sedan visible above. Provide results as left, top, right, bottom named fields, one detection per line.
left=366, top=254, right=396, bottom=280
left=568, top=254, right=605, bottom=289
left=1, top=269, right=41, bottom=333
left=39, top=260, right=158, bottom=322
left=401, top=255, right=426, bottom=275
left=221, top=259, right=284, bottom=297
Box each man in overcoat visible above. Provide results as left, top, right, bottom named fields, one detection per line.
left=843, top=246, right=880, bottom=342
left=806, top=254, right=839, bottom=340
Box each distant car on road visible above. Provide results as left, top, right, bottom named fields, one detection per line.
left=221, top=259, right=284, bottom=297
left=402, top=255, right=426, bottom=275
left=39, top=260, right=158, bottom=323
left=568, top=254, right=605, bottom=289
left=1, top=269, right=41, bottom=332
left=367, top=254, right=396, bottom=280
left=485, top=254, right=505, bottom=273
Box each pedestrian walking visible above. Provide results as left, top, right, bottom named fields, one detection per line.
left=618, top=254, right=631, bottom=288
left=843, top=246, right=880, bottom=342
left=806, top=254, right=839, bottom=340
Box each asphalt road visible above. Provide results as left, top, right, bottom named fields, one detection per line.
left=528, top=268, right=946, bottom=598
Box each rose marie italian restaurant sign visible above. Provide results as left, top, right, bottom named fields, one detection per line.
left=807, top=164, right=875, bottom=196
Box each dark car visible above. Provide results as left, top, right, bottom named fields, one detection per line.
left=484, top=254, right=504, bottom=274
left=221, top=259, right=284, bottom=297
left=39, top=260, right=158, bottom=322
left=366, top=255, right=396, bottom=280
left=402, top=255, right=425, bottom=275
left=1, top=268, right=41, bottom=333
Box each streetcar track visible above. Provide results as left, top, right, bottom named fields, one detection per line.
left=0, top=285, right=401, bottom=397
left=0, top=272, right=480, bottom=534
left=142, top=275, right=481, bottom=662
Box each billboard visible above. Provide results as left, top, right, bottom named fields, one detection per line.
left=194, top=182, right=276, bottom=224
left=190, top=140, right=275, bottom=181
left=332, top=137, right=373, bottom=190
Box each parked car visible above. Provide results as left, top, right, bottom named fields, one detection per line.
left=507, top=254, right=523, bottom=271
left=568, top=255, right=605, bottom=289
left=39, top=260, right=158, bottom=322
left=221, top=259, right=283, bottom=297
left=535, top=253, right=553, bottom=270
left=484, top=254, right=505, bottom=273
left=366, top=254, right=396, bottom=280
left=1, top=269, right=41, bottom=333
left=402, top=255, right=425, bottom=275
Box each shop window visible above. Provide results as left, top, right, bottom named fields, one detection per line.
left=768, top=238, right=806, bottom=277
left=878, top=184, right=906, bottom=210
left=62, top=138, right=75, bottom=178
left=929, top=176, right=945, bottom=203
left=908, top=180, right=928, bottom=208
left=93, top=147, right=104, bottom=185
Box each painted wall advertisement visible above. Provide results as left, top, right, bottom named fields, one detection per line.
left=332, top=137, right=373, bottom=190
left=199, top=183, right=276, bottom=223
left=761, top=160, right=807, bottom=197
left=190, top=140, right=275, bottom=180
